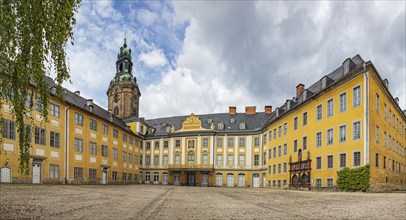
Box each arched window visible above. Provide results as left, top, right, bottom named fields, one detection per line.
left=114, top=106, right=119, bottom=115
left=188, top=151, right=195, bottom=164
left=119, top=63, right=123, bottom=71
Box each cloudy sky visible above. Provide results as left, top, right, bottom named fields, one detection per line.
left=63, top=1, right=406, bottom=119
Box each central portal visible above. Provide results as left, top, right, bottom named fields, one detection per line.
left=187, top=172, right=195, bottom=186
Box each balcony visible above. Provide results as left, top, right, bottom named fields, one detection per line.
left=168, top=164, right=214, bottom=172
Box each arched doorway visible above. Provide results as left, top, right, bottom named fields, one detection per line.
left=227, top=173, right=234, bottom=187
left=252, top=173, right=260, bottom=188
left=238, top=173, right=246, bottom=187
left=301, top=173, right=308, bottom=187
left=292, top=175, right=298, bottom=188
left=216, top=173, right=223, bottom=186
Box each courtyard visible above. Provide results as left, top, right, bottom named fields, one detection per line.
left=0, top=185, right=405, bottom=219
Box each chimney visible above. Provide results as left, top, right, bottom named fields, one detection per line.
left=296, top=84, right=305, bottom=96
left=383, top=79, right=389, bottom=89
left=229, top=106, right=237, bottom=115
left=74, top=91, right=80, bottom=96
left=245, top=106, right=256, bottom=115
left=265, top=106, right=272, bottom=114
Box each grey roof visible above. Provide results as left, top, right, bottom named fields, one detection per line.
left=144, top=112, right=273, bottom=136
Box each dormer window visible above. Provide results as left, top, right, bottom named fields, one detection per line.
left=207, top=119, right=213, bottom=123
left=218, top=122, right=224, bottom=130
left=148, top=127, right=155, bottom=134
left=230, top=118, right=235, bottom=123
left=165, top=126, right=171, bottom=133
left=239, top=122, right=246, bottom=130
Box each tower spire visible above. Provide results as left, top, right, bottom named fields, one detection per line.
left=123, top=32, right=127, bottom=48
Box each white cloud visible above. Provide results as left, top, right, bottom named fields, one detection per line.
left=138, top=50, right=167, bottom=67
left=136, top=9, right=159, bottom=26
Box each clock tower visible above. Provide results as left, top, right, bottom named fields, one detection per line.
left=107, top=36, right=141, bottom=119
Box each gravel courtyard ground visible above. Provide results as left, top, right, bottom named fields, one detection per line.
left=0, top=185, right=405, bottom=219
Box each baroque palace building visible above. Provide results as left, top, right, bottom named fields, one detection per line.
left=0, top=39, right=405, bottom=192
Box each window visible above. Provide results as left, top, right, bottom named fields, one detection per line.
left=50, top=131, right=60, bottom=148
left=269, top=131, right=272, bottom=141
left=216, top=155, right=223, bottom=166
left=268, top=149, right=272, bottom=159
left=145, top=156, right=150, bottom=165
left=339, top=153, right=346, bottom=168
left=2, top=119, right=16, bottom=140
left=375, top=154, right=379, bottom=168
left=49, top=164, right=60, bottom=179
left=327, top=178, right=334, bottom=187
left=34, top=96, right=41, bottom=111
left=278, top=164, right=281, bottom=173
left=228, top=138, right=234, bottom=147
left=383, top=156, right=386, bottom=169
left=102, top=145, right=108, bottom=157
left=263, top=134, right=267, bottom=144
left=283, top=144, right=287, bottom=155
left=353, top=121, right=361, bottom=140
left=273, top=147, right=276, bottom=158
left=302, top=136, right=307, bottom=150
left=384, top=104, right=387, bottom=119
left=130, top=154, right=135, bottom=163
left=239, top=138, right=245, bottom=147
left=278, top=126, right=282, bottom=137
left=175, top=140, right=181, bottom=148
left=375, top=93, right=379, bottom=112
left=338, top=125, right=346, bottom=143
left=316, top=157, right=322, bottom=170
left=303, top=112, right=308, bottom=126
left=102, top=124, right=108, bottom=134
left=238, top=155, right=245, bottom=166
left=134, top=155, right=139, bottom=164
left=316, top=132, right=322, bottom=148
left=293, top=140, right=298, bottom=152
left=74, top=138, right=83, bottom=152
left=327, top=155, right=333, bottom=169
left=316, top=179, right=322, bottom=187
left=202, top=138, right=208, bottom=147
left=174, top=155, right=180, bottom=165
left=112, top=148, right=118, bottom=159
left=89, top=168, right=97, bottom=181
left=154, top=142, right=159, bottom=149
left=145, top=172, right=150, bottom=182
left=283, top=122, right=288, bottom=135
left=278, top=146, right=281, bottom=157
left=112, top=171, right=117, bottom=181
left=273, top=128, right=276, bottom=139
left=327, top=128, right=334, bottom=145
left=263, top=152, right=266, bottom=165
left=34, top=127, right=46, bottom=145
left=50, top=103, right=60, bottom=117
left=254, top=137, right=260, bottom=146
left=202, top=154, right=208, bottom=165
left=74, top=167, right=83, bottom=180
left=353, top=151, right=361, bottom=167
left=90, top=118, right=97, bottom=131
left=294, top=117, right=298, bottom=130
left=89, top=142, right=97, bottom=155
left=154, top=156, right=159, bottom=165
left=384, top=132, right=387, bottom=147
left=113, top=129, right=118, bottom=138
left=227, top=155, right=234, bottom=166
left=74, top=112, right=84, bottom=126
left=254, top=155, right=259, bottom=166
left=353, top=86, right=361, bottom=107
left=316, top=104, right=322, bottom=120
left=164, top=141, right=169, bottom=148
left=217, top=138, right=223, bottom=147
left=146, top=142, right=151, bottom=149
left=273, top=165, right=276, bottom=174
left=375, top=126, right=380, bottom=143
left=283, top=163, right=287, bottom=173
left=339, top=92, right=347, bottom=112
left=122, top=152, right=128, bottom=162
left=122, top=134, right=127, bottom=142
left=327, top=99, right=334, bottom=116
left=129, top=137, right=133, bottom=144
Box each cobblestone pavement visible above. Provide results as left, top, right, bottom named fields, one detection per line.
left=0, top=184, right=405, bottom=219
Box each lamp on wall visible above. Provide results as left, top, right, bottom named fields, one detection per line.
left=5, top=158, right=9, bottom=166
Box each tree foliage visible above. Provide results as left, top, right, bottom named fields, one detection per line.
left=0, top=0, right=81, bottom=175
left=337, top=164, right=370, bottom=192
